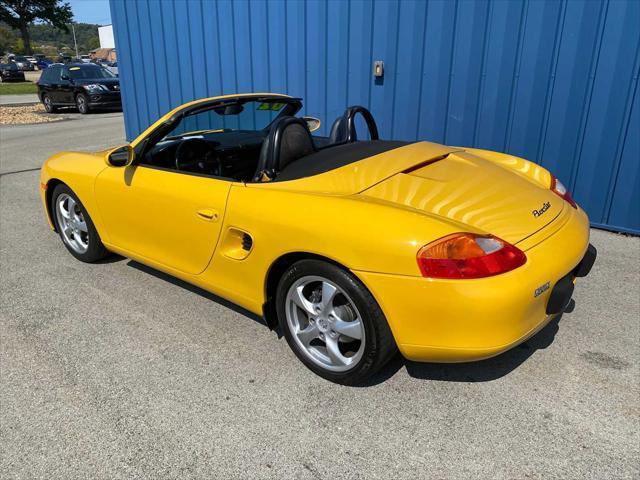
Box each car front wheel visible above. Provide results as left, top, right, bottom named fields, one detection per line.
left=276, top=259, right=397, bottom=385
left=42, top=94, right=57, bottom=113
left=76, top=93, right=90, bottom=114
left=51, top=184, right=108, bottom=262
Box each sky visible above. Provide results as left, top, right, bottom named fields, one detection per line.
left=68, top=0, right=112, bottom=25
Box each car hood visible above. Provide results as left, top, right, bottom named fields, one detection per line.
left=360, top=151, right=563, bottom=244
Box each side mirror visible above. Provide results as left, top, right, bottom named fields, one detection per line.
left=107, top=145, right=134, bottom=167
left=302, top=116, right=321, bottom=133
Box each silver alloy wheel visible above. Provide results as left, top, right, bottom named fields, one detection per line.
left=55, top=193, right=89, bottom=254
left=285, top=275, right=366, bottom=372
left=43, top=96, right=52, bottom=111
left=77, top=95, right=87, bottom=113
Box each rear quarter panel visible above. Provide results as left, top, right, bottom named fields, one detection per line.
left=199, top=184, right=466, bottom=313
left=463, top=147, right=553, bottom=188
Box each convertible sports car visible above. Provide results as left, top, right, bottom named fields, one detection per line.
left=40, top=93, right=596, bottom=384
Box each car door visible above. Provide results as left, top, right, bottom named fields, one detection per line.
left=50, top=66, right=70, bottom=104
left=59, top=66, right=75, bottom=104
left=39, top=66, right=58, bottom=101
left=95, top=165, right=231, bottom=275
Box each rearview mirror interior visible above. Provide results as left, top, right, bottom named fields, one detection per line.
left=302, top=116, right=321, bottom=132
left=214, top=104, right=244, bottom=115
left=107, top=145, right=134, bottom=167
left=60, top=74, right=70, bottom=81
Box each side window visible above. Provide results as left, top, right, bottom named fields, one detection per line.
left=41, top=68, right=53, bottom=82
left=49, top=66, right=62, bottom=82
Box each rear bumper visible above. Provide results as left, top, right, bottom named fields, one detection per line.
left=355, top=206, right=594, bottom=362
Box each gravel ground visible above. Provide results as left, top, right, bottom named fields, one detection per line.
left=0, top=104, right=62, bottom=125
left=0, top=115, right=638, bottom=479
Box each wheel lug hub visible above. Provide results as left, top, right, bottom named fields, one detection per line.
left=317, top=317, right=329, bottom=332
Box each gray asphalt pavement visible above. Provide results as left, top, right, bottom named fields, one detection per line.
left=1, top=113, right=638, bottom=479
left=0, top=111, right=125, bottom=175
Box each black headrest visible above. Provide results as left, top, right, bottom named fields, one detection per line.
left=253, top=116, right=315, bottom=181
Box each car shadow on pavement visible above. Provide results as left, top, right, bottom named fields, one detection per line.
left=126, top=258, right=567, bottom=386
left=363, top=312, right=566, bottom=386
left=96, top=253, right=127, bottom=264
left=126, top=260, right=268, bottom=327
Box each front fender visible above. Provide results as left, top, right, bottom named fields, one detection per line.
left=40, top=151, right=110, bottom=239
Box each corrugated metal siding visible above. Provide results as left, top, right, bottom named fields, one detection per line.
left=110, top=0, right=640, bottom=233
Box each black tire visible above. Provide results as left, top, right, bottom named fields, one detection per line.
left=276, top=259, right=397, bottom=385
left=42, top=94, right=57, bottom=113
left=50, top=184, right=109, bottom=263
left=76, top=93, right=90, bottom=114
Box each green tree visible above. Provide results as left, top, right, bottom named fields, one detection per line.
left=0, top=0, right=73, bottom=54
left=0, top=24, right=17, bottom=54
left=86, top=35, right=99, bottom=51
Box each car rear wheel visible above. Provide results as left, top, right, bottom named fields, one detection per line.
left=76, top=93, right=90, bottom=114
left=51, top=184, right=109, bottom=262
left=276, top=259, right=397, bottom=385
left=42, top=94, right=57, bottom=113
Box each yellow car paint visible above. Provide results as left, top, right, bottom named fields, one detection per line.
left=361, top=150, right=564, bottom=244
left=94, top=165, right=231, bottom=275
left=356, top=205, right=589, bottom=361
left=39, top=93, right=592, bottom=363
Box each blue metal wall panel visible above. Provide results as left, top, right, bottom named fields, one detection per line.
left=110, top=0, right=640, bottom=233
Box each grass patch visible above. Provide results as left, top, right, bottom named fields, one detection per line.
left=0, top=82, right=38, bottom=95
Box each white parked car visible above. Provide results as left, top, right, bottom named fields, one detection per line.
left=105, top=61, right=118, bottom=76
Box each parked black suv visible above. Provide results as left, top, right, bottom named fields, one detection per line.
left=0, top=63, right=26, bottom=82
left=37, top=63, right=121, bottom=114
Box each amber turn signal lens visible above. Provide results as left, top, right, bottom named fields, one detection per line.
left=417, top=233, right=527, bottom=279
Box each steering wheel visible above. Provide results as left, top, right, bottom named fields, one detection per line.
left=175, top=138, right=221, bottom=175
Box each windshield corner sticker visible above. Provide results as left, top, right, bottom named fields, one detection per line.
left=257, top=102, right=284, bottom=111
left=532, top=201, right=551, bottom=218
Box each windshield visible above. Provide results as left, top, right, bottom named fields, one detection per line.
left=1, top=63, right=19, bottom=71
left=166, top=99, right=294, bottom=138
left=67, top=65, right=116, bottom=80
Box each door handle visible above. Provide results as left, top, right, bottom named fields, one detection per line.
left=197, top=208, right=219, bottom=222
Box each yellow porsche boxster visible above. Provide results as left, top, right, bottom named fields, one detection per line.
left=40, top=93, right=596, bottom=384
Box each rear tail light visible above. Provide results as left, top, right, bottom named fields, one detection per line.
left=551, top=175, right=577, bottom=209
left=416, top=233, right=527, bottom=279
